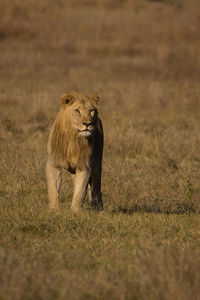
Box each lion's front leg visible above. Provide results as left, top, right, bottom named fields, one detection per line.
left=46, top=160, right=62, bottom=210
left=71, top=169, right=91, bottom=213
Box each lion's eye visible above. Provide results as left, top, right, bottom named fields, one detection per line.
left=75, top=109, right=81, bottom=115
left=90, top=110, right=95, bottom=117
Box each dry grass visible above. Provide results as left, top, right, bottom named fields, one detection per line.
left=1, top=0, right=200, bottom=299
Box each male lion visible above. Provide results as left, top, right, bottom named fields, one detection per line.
left=46, top=92, right=103, bottom=213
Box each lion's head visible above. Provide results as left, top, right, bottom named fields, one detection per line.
left=61, top=92, right=100, bottom=137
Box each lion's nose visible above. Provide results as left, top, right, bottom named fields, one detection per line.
left=83, top=121, right=92, bottom=127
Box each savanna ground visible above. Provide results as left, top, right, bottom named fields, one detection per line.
left=0, top=0, right=200, bottom=299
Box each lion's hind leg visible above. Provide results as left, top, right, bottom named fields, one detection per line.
left=46, top=160, right=62, bottom=210
left=89, top=170, right=103, bottom=211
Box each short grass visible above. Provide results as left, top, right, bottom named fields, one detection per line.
left=1, top=0, right=200, bottom=299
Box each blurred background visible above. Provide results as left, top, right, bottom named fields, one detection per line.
left=1, top=0, right=200, bottom=96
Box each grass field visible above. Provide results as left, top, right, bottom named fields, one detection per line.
left=1, top=0, right=200, bottom=299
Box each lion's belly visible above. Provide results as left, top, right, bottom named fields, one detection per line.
left=65, top=162, right=76, bottom=174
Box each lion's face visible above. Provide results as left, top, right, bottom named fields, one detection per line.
left=61, top=93, right=100, bottom=137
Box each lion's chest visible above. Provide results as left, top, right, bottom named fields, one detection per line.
left=60, top=136, right=93, bottom=172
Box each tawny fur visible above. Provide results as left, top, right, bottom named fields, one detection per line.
left=46, top=92, right=103, bottom=212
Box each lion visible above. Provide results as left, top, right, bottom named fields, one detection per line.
left=46, top=92, right=103, bottom=213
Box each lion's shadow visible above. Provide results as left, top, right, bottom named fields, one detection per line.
left=111, top=205, right=197, bottom=215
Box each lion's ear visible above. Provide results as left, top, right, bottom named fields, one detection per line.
left=61, top=94, right=75, bottom=105
left=89, top=93, right=101, bottom=106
